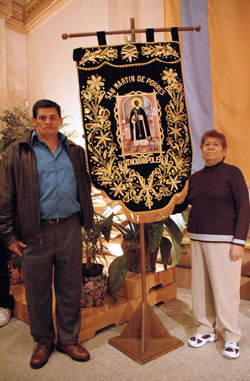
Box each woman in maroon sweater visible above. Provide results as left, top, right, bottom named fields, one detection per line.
left=186, top=130, right=249, bottom=359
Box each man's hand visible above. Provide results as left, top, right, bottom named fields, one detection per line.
left=230, top=244, right=244, bottom=261
left=9, top=241, right=27, bottom=257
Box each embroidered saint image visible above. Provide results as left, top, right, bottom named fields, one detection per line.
left=130, top=98, right=151, bottom=145
left=117, top=93, right=161, bottom=155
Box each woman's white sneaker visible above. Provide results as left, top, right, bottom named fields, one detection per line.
left=0, top=307, right=11, bottom=327
left=188, top=330, right=216, bottom=348
left=222, top=342, right=240, bottom=359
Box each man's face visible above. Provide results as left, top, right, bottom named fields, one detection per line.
left=32, top=107, right=63, bottom=139
left=134, top=100, right=139, bottom=107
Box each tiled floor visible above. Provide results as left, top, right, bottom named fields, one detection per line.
left=1, top=288, right=250, bottom=381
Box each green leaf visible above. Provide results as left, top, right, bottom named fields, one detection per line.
left=164, top=217, right=183, bottom=245
left=112, top=220, right=139, bottom=240
left=169, top=238, right=182, bottom=267
left=163, top=216, right=184, bottom=266
left=107, top=255, right=128, bottom=300
left=150, top=222, right=164, bottom=252
left=181, top=211, right=189, bottom=225
left=159, top=236, right=172, bottom=267
left=100, top=213, right=114, bottom=241
left=170, top=212, right=188, bottom=232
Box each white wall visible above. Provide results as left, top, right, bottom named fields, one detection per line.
left=0, top=26, right=27, bottom=113
left=26, top=0, right=164, bottom=145
left=6, top=29, right=27, bottom=109
left=0, top=19, right=7, bottom=113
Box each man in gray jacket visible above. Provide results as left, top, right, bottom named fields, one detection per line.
left=0, top=99, right=94, bottom=369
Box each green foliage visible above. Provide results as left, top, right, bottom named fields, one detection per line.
left=112, top=218, right=165, bottom=252
left=0, top=108, right=80, bottom=154
left=159, top=236, right=172, bottom=268
left=107, top=211, right=187, bottom=300
left=111, top=215, right=184, bottom=266
left=82, top=212, right=114, bottom=268
left=0, top=108, right=33, bottom=154
left=59, top=116, right=80, bottom=140
left=107, top=255, right=128, bottom=301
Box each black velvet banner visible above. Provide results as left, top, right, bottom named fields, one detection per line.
left=74, top=42, right=192, bottom=223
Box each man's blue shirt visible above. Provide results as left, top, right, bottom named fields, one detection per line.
left=31, top=130, right=81, bottom=219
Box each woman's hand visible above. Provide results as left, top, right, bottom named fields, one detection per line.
left=230, top=244, right=244, bottom=261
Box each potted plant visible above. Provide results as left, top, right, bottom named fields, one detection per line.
left=81, top=210, right=114, bottom=307
left=107, top=211, right=188, bottom=300
left=0, top=107, right=33, bottom=155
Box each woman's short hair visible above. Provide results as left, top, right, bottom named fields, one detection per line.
left=200, top=129, right=227, bottom=149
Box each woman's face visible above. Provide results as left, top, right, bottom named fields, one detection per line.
left=201, top=137, right=227, bottom=166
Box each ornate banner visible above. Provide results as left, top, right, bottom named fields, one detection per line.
left=74, top=41, right=192, bottom=223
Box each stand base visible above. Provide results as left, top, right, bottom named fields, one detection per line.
left=109, top=336, right=183, bottom=364
left=109, top=301, right=183, bottom=364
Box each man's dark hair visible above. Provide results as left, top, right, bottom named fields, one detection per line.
left=32, top=99, right=61, bottom=118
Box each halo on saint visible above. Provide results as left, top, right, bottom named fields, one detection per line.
left=131, top=97, right=143, bottom=107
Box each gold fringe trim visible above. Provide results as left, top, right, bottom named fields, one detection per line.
left=99, top=180, right=189, bottom=224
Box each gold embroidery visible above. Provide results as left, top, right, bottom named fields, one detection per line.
left=141, top=44, right=179, bottom=59
left=79, top=47, right=118, bottom=66
left=162, top=68, right=178, bottom=84
left=121, top=44, right=139, bottom=62
left=81, top=69, right=191, bottom=210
